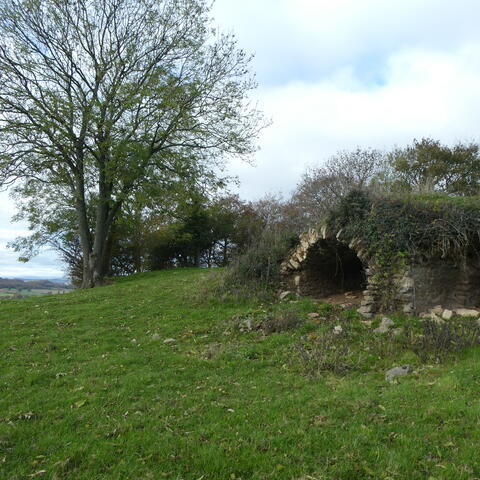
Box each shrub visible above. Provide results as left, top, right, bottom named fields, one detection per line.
left=406, top=319, right=480, bottom=363
left=222, top=228, right=297, bottom=295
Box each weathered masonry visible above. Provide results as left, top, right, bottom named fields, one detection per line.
left=281, top=226, right=480, bottom=318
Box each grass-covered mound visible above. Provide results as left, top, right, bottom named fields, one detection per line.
left=1, top=269, right=480, bottom=479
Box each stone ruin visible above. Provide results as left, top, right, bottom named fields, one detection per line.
left=281, top=226, right=480, bottom=319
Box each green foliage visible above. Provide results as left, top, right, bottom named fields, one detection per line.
left=223, top=228, right=297, bottom=295
left=391, top=137, right=480, bottom=195
left=148, top=223, right=192, bottom=269
left=328, top=189, right=372, bottom=230
left=147, top=195, right=253, bottom=270
left=0, top=0, right=265, bottom=287
left=329, top=191, right=480, bottom=262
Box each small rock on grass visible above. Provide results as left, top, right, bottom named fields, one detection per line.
left=442, top=309, right=453, bottom=321
left=373, top=317, right=394, bottom=334
left=163, top=338, right=176, bottom=344
left=308, top=312, right=320, bottom=319
left=385, top=365, right=412, bottom=383
left=152, top=333, right=161, bottom=340
left=333, top=325, right=343, bottom=335
left=279, top=291, right=292, bottom=301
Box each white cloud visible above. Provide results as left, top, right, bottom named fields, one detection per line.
left=0, top=192, right=65, bottom=278
left=0, top=248, right=65, bottom=279
left=213, top=0, right=480, bottom=85
left=233, top=44, right=480, bottom=198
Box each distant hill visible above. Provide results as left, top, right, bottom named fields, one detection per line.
left=0, top=277, right=72, bottom=290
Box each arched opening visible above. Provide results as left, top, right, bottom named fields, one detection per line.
left=300, top=239, right=367, bottom=299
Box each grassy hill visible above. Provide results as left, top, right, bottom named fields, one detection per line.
left=1, top=269, right=480, bottom=479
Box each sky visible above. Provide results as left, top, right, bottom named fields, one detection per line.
left=2, top=0, right=480, bottom=278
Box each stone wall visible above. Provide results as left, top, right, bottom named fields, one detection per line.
left=409, top=260, right=480, bottom=312
left=281, top=227, right=480, bottom=318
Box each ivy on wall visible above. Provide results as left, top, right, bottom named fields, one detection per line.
left=327, top=191, right=480, bottom=310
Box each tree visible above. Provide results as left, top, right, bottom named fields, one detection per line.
left=288, top=148, right=388, bottom=231
left=146, top=194, right=249, bottom=270
left=391, top=138, right=480, bottom=196
left=0, top=0, right=264, bottom=287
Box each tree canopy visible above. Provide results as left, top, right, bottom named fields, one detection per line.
left=391, top=138, right=480, bottom=196
left=0, top=0, right=264, bottom=287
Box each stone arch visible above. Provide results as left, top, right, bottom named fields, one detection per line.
left=281, top=226, right=371, bottom=300
left=299, top=238, right=367, bottom=297
left=282, top=227, right=480, bottom=318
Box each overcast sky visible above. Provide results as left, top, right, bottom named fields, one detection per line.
left=2, top=0, right=480, bottom=278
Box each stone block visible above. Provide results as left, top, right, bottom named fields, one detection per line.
left=358, top=306, right=374, bottom=318
left=402, top=303, right=414, bottom=314
left=455, top=308, right=480, bottom=318
left=442, top=309, right=453, bottom=320
left=289, top=259, right=300, bottom=270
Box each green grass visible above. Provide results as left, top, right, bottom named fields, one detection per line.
left=1, top=269, right=480, bottom=479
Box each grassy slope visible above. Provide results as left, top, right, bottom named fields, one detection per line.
left=1, top=269, right=480, bottom=480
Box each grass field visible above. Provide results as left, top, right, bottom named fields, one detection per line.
left=1, top=269, right=480, bottom=479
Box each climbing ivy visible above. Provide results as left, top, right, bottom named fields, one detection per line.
left=327, top=191, right=480, bottom=311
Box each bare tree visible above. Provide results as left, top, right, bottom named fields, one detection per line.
left=0, top=0, right=264, bottom=287
left=288, top=148, right=388, bottom=230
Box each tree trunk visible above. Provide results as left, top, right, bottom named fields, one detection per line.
left=76, top=184, right=116, bottom=288
left=79, top=152, right=121, bottom=288
left=223, top=238, right=229, bottom=266
left=74, top=177, right=97, bottom=289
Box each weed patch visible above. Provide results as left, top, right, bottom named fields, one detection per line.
left=407, top=319, right=480, bottom=363
left=295, top=308, right=480, bottom=376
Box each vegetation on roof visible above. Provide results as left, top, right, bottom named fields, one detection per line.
left=328, top=191, right=480, bottom=262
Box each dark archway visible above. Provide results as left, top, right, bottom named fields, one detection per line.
left=300, top=239, right=367, bottom=298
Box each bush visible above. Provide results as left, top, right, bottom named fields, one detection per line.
left=406, top=319, right=480, bottom=363
left=222, top=228, right=297, bottom=295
